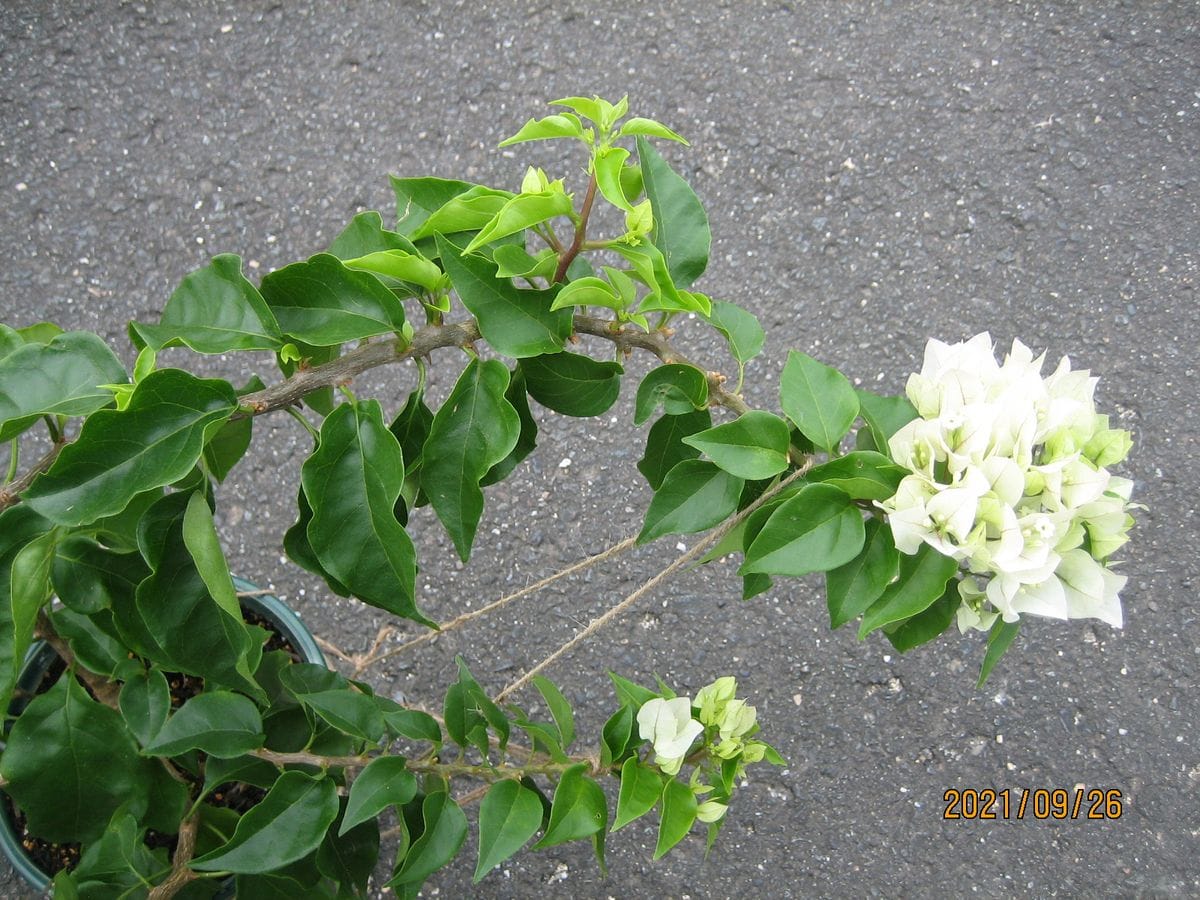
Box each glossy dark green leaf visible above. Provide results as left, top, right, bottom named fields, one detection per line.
left=0, top=331, right=126, bottom=441
left=436, top=235, right=571, bottom=359
left=341, top=756, right=418, bottom=835
left=443, top=681, right=487, bottom=755
left=519, top=351, right=623, bottom=417
left=599, top=704, right=637, bottom=769
left=47, top=606, right=126, bottom=677
left=422, top=359, right=520, bottom=561
left=858, top=544, right=960, bottom=638
left=192, top=771, right=339, bottom=873
left=637, top=137, right=710, bottom=289
left=608, top=671, right=660, bottom=708
left=294, top=685, right=386, bottom=744
left=302, top=400, right=429, bottom=624
left=2, top=528, right=56, bottom=711
left=259, top=253, right=407, bottom=346
left=203, top=407, right=254, bottom=484
left=380, top=706, right=442, bottom=745
left=638, top=460, right=743, bottom=544
left=637, top=409, right=711, bottom=490
left=533, top=764, right=607, bottom=849
left=614, top=759, right=664, bottom=831
left=390, top=386, right=435, bottom=475
left=654, top=778, right=698, bottom=859
left=318, top=810, right=379, bottom=893
left=182, top=491, right=243, bottom=621
left=391, top=176, right=477, bottom=237
left=389, top=792, right=468, bottom=887
left=202, top=755, right=281, bottom=798
left=22, top=370, right=236, bottom=527
left=634, top=364, right=709, bottom=425
left=742, top=484, right=865, bottom=576
left=509, top=712, right=568, bottom=763
left=410, top=185, right=513, bottom=241
left=825, top=518, right=899, bottom=628
left=0, top=675, right=153, bottom=843
left=806, top=451, right=907, bottom=500
left=704, top=299, right=765, bottom=365
left=465, top=190, right=575, bottom=252
left=481, top=367, right=537, bottom=488
left=531, top=675, right=575, bottom=749
left=455, top=656, right=510, bottom=752
left=779, top=350, right=859, bottom=453
left=70, top=807, right=164, bottom=891
left=327, top=210, right=420, bottom=259
left=130, top=254, right=283, bottom=353
left=474, top=780, right=543, bottom=883
left=856, top=389, right=918, bottom=455
left=143, top=691, right=265, bottom=758
left=886, top=580, right=959, bottom=652
left=978, top=618, right=1021, bottom=687
left=682, top=410, right=790, bottom=480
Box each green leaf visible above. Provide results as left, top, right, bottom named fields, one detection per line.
left=302, top=400, right=430, bottom=624
left=607, top=672, right=661, bottom=708
left=380, top=706, right=442, bottom=745
left=119, top=667, right=171, bottom=748
left=465, top=190, right=575, bottom=253
left=806, top=451, right=907, bottom=501
left=614, top=759, right=664, bottom=831
left=704, top=299, right=765, bottom=366
left=637, top=409, right=711, bottom=490
left=682, top=410, right=790, bottom=480
left=391, top=176, right=478, bottom=237
left=741, top=484, right=865, bottom=576
left=858, top=544, right=960, bottom=638
left=531, top=675, right=575, bottom=749
left=342, top=248, right=444, bottom=292
left=3, top=529, right=57, bottom=710
left=548, top=275, right=625, bottom=313
left=182, top=491, right=242, bottom=621
left=203, top=413, right=253, bottom=484
left=594, top=146, right=633, bottom=211
left=283, top=484, right=350, bottom=597
left=327, top=210, right=419, bottom=259
left=143, top=691, right=265, bottom=758
left=48, top=607, right=128, bottom=677
left=0, top=675, right=154, bottom=843
left=259, top=253, right=408, bottom=346
left=493, top=244, right=558, bottom=280
left=410, top=185, right=514, bottom=241
left=481, top=367, right=537, bottom=488
left=636, top=136, right=710, bottom=289
left=455, top=656, right=511, bottom=752
left=318, top=812, right=379, bottom=894
left=654, top=779, right=698, bottom=859
left=618, top=117, right=688, bottom=144
left=599, top=704, right=637, bottom=769
left=0, top=508, right=50, bottom=708
left=15, top=321, right=63, bottom=344
left=634, top=364, right=709, bottom=425
left=390, top=386, right=435, bottom=475
left=341, top=756, right=418, bottom=835
left=780, top=350, right=860, bottom=453
left=130, top=254, right=283, bottom=353
left=474, top=780, right=543, bottom=883
left=22, top=370, right=236, bottom=527
left=0, top=331, right=127, bottom=441
left=423, top=359, right=520, bottom=561
left=443, top=681, right=487, bottom=755
left=519, top=352, right=623, bottom=418
left=825, top=518, right=899, bottom=628
left=856, top=390, right=918, bottom=454
left=886, top=580, right=959, bottom=652
left=281, top=666, right=387, bottom=744
left=0, top=324, right=21, bottom=359
left=192, top=771, right=340, bottom=873
left=978, top=619, right=1021, bottom=687
left=613, top=241, right=695, bottom=314
left=389, top=792, right=468, bottom=887
left=70, top=807, right=164, bottom=891
left=499, top=114, right=585, bottom=147
left=639, top=460, right=743, bottom=544
left=533, top=764, right=607, bottom=849
left=436, top=234, right=571, bottom=358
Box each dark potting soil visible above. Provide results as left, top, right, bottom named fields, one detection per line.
left=5, top=606, right=305, bottom=881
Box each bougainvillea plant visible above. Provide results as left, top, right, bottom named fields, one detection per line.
left=0, top=95, right=1136, bottom=897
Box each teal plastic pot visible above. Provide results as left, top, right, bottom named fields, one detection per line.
left=0, top=580, right=324, bottom=894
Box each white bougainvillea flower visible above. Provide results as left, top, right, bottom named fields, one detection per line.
left=638, top=697, right=703, bottom=776
left=694, top=677, right=737, bottom=727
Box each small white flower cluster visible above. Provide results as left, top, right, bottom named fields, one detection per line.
left=878, top=333, right=1136, bottom=631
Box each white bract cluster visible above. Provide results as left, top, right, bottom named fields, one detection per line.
left=879, top=333, right=1136, bottom=631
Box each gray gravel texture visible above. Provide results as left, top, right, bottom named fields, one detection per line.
left=1, top=1, right=1197, bottom=897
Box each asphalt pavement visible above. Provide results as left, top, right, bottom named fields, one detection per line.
left=1, top=2, right=1196, bottom=897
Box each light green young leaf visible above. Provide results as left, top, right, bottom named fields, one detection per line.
left=474, top=780, right=544, bottom=883
left=422, top=359, right=520, bottom=561
left=342, top=249, right=444, bottom=292
left=437, top=234, right=572, bottom=358
left=682, top=410, right=791, bottom=480
left=594, top=146, right=633, bottom=211
left=779, top=350, right=860, bottom=453
left=130, top=254, right=284, bottom=354
left=704, top=299, right=765, bottom=366
left=410, top=185, right=514, bottom=241
left=637, top=136, right=710, bottom=289
left=498, top=113, right=585, bottom=147
left=493, top=244, right=558, bottom=279
left=741, top=484, right=865, bottom=576
left=465, top=191, right=575, bottom=253
left=548, top=275, right=625, bottom=312
left=22, top=370, right=236, bottom=528
left=618, top=117, right=688, bottom=144
left=639, top=460, right=744, bottom=544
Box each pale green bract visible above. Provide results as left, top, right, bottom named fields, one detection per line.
left=878, top=333, right=1136, bottom=631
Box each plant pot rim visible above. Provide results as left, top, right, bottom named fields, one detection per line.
left=0, top=578, right=324, bottom=894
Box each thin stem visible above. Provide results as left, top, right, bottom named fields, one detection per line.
left=285, top=405, right=320, bottom=440
left=354, top=534, right=639, bottom=676
left=250, top=747, right=596, bottom=781
left=553, top=173, right=598, bottom=284
left=4, top=438, right=17, bottom=484
left=494, top=468, right=809, bottom=702
left=42, top=415, right=62, bottom=443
